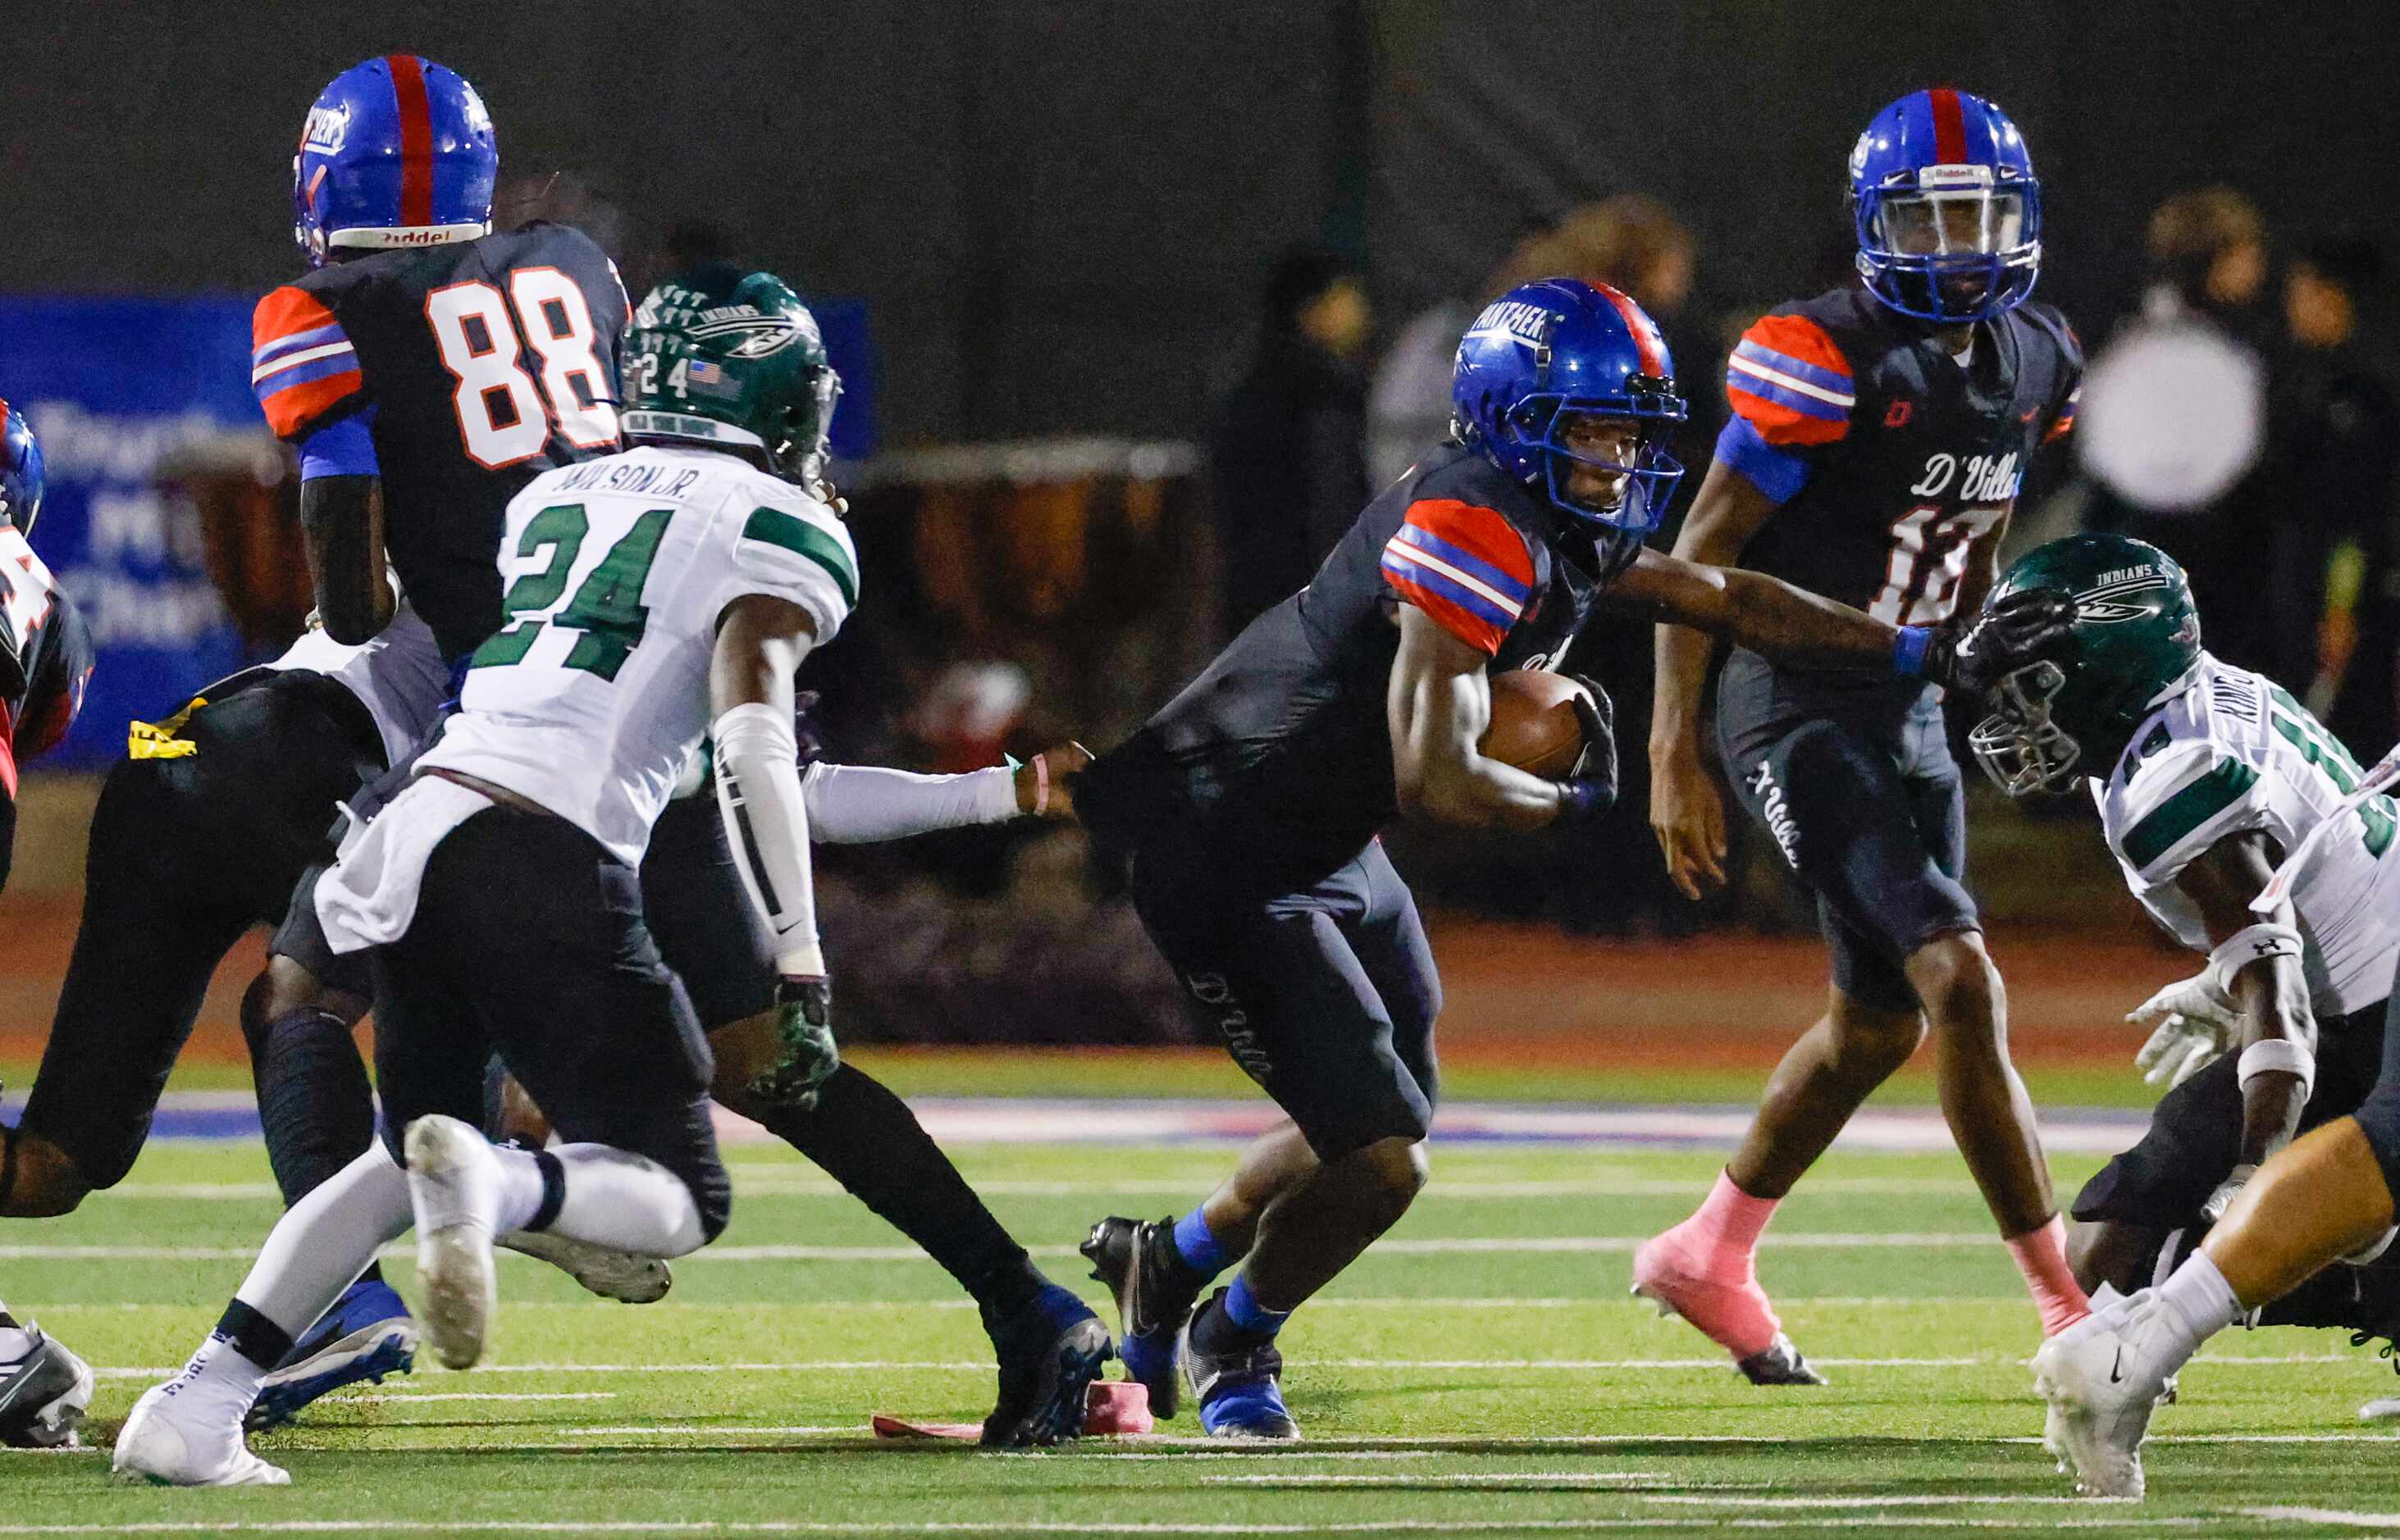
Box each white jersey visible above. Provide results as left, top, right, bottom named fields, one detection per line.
left=420, top=444, right=856, bottom=864
left=267, top=600, right=451, bottom=766
left=2092, top=651, right=2400, bottom=1018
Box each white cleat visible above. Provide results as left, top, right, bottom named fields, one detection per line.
left=405, top=1115, right=502, bottom=1371
left=111, top=1383, right=289, bottom=1487
left=497, top=1229, right=672, bottom=1305
left=0, top=1321, right=94, bottom=1449
left=2032, top=1290, right=2170, bottom=1500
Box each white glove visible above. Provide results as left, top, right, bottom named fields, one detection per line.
left=2130, top=973, right=2240, bottom=1088
left=2201, top=1162, right=2256, bottom=1224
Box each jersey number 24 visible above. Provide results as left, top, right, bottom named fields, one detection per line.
left=425, top=270, right=618, bottom=470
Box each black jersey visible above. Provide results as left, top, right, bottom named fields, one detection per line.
left=0, top=520, right=92, bottom=803
left=250, top=223, right=629, bottom=663
left=1718, top=285, right=2081, bottom=645
left=1081, top=444, right=1608, bottom=884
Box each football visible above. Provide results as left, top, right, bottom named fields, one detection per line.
left=1479, top=668, right=1591, bottom=777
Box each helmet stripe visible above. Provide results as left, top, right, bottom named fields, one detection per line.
left=385, top=53, right=436, bottom=229
left=1593, top=284, right=1666, bottom=377
left=1928, top=86, right=1968, bottom=164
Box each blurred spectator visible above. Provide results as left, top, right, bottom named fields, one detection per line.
left=1207, top=245, right=1373, bottom=633
left=2079, top=186, right=2279, bottom=673
left=2277, top=233, right=2400, bottom=753
left=1367, top=196, right=1703, bottom=491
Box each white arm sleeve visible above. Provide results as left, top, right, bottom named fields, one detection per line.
left=712, top=702, right=824, bottom=977
left=801, top=763, right=1021, bottom=844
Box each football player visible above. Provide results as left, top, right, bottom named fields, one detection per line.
left=3, top=54, right=644, bottom=1437
left=113, top=267, right=894, bottom=1485
left=1968, top=538, right=2400, bottom=1497
left=1642, top=89, right=2087, bottom=1381
left=0, top=400, right=100, bottom=1450
left=243, top=55, right=1111, bottom=1443
left=1076, top=277, right=2071, bottom=1438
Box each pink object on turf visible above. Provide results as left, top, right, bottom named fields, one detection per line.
left=2005, top=1214, right=2091, bottom=1337
left=1083, top=1379, right=1153, bottom=1435
left=1631, top=1170, right=1786, bottom=1360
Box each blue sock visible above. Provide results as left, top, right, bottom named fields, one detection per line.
left=1172, top=1207, right=1232, bottom=1278
left=1222, top=1273, right=1291, bottom=1339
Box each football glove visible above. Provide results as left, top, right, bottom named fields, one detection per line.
left=1554, top=674, right=1617, bottom=826
left=2201, top=1162, right=2256, bottom=1224
left=2130, top=973, right=2239, bottom=1088
left=1918, top=589, right=2077, bottom=696
left=750, top=975, right=838, bottom=1112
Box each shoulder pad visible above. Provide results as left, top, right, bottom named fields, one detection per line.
left=1727, top=311, right=1855, bottom=449
left=251, top=284, right=364, bottom=441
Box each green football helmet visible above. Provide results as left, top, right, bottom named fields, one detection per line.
left=1969, top=533, right=2204, bottom=796
left=622, top=263, right=840, bottom=485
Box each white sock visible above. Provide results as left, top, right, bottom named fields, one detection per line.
left=545, top=1145, right=706, bottom=1258
left=482, top=1144, right=550, bottom=1236
left=234, top=1144, right=413, bottom=1339
left=2152, top=1251, right=2244, bottom=1360
left=410, top=1127, right=545, bottom=1236
left=157, top=1328, right=276, bottom=1415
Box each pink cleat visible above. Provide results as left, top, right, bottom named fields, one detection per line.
left=1631, top=1228, right=1826, bottom=1386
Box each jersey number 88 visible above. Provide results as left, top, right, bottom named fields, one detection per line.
left=424, top=269, right=618, bottom=469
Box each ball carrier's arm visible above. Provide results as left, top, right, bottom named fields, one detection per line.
left=297, top=476, right=395, bottom=645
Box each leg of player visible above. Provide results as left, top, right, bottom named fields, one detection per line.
left=1083, top=1121, right=1319, bottom=1420
left=1906, top=931, right=2089, bottom=1337
left=2035, top=986, right=2400, bottom=1498
left=711, top=1051, right=1107, bottom=1448
left=1634, top=989, right=1918, bottom=1384
left=231, top=951, right=422, bottom=1430
left=112, top=1141, right=415, bottom=1486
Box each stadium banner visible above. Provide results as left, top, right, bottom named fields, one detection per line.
left=0, top=296, right=253, bottom=768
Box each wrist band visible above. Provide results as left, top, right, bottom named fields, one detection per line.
left=2237, top=1036, right=2316, bottom=1103
left=1892, top=626, right=1932, bottom=679
left=2206, top=923, right=2305, bottom=996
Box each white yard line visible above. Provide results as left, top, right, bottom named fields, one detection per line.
left=86, top=1351, right=2386, bottom=1382
left=0, top=1519, right=2217, bottom=1535
left=0, top=1233, right=2005, bottom=1264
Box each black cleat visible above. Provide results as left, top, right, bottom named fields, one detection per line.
left=1735, top=1333, right=1827, bottom=1386
left=0, top=1323, right=95, bottom=1449
left=980, top=1283, right=1114, bottom=1448
left=1082, top=1215, right=1203, bottom=1419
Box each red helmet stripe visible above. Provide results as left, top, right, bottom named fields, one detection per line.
left=386, top=53, right=436, bottom=228
left=1928, top=86, right=1968, bottom=165
left=1594, top=283, right=1666, bottom=377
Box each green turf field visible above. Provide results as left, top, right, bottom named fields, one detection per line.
left=8, top=1136, right=2399, bottom=1537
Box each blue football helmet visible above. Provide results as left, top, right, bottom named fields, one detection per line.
left=1451, top=278, right=1686, bottom=576
left=293, top=55, right=498, bottom=265
left=0, top=398, right=44, bottom=537
left=1850, top=88, right=2041, bottom=325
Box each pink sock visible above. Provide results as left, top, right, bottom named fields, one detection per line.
left=1681, top=1169, right=1779, bottom=1278
left=2005, top=1214, right=2090, bottom=1336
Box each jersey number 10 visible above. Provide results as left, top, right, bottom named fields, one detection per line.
left=1869, top=504, right=2005, bottom=626
left=425, top=271, right=619, bottom=470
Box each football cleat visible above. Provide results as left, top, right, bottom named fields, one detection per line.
left=1182, top=1291, right=1300, bottom=1442
left=1631, top=1230, right=1824, bottom=1385
left=246, top=1277, right=417, bottom=1431
left=1734, top=1333, right=1827, bottom=1387
left=498, top=1229, right=673, bottom=1305
left=1082, top=1215, right=1204, bottom=1419
left=0, top=1321, right=94, bottom=1449
left=112, top=1383, right=289, bottom=1487
left=979, top=1283, right=1115, bottom=1448
left=2031, top=1290, right=2165, bottom=1499
left=404, top=1115, right=502, bottom=1370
